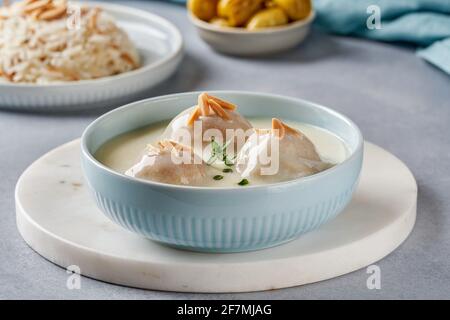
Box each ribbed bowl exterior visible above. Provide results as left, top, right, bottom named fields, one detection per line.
left=81, top=91, right=364, bottom=253
left=0, top=53, right=182, bottom=112
left=0, top=79, right=161, bottom=111
left=91, top=182, right=357, bottom=252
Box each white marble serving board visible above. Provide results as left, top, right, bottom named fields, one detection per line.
left=15, top=140, right=417, bottom=293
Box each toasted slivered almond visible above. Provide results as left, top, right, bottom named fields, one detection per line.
left=158, top=140, right=177, bottom=151
left=80, top=6, right=89, bottom=16
left=195, top=93, right=234, bottom=120
left=158, top=140, right=172, bottom=150
left=47, top=65, right=79, bottom=81
left=146, top=144, right=161, bottom=155
left=38, top=5, right=66, bottom=20
left=209, top=99, right=231, bottom=120
left=205, top=94, right=236, bottom=111
left=172, top=141, right=191, bottom=152
left=187, top=105, right=201, bottom=127
left=157, top=141, right=167, bottom=149
left=22, top=0, right=51, bottom=13
left=158, top=140, right=190, bottom=152
left=284, top=123, right=302, bottom=136
left=272, top=118, right=301, bottom=139
left=30, top=6, right=47, bottom=19
left=88, top=7, right=100, bottom=30
left=120, top=53, right=137, bottom=68
left=272, top=118, right=286, bottom=138
left=198, top=93, right=211, bottom=116
left=4, top=71, right=15, bottom=82
left=255, top=128, right=271, bottom=135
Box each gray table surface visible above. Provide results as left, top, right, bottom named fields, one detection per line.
left=1, top=0, right=449, bottom=300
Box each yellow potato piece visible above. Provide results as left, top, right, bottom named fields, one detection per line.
left=274, top=0, right=312, bottom=20
left=209, top=17, right=231, bottom=27
left=188, top=0, right=218, bottom=21
left=246, top=7, right=288, bottom=30
left=217, top=0, right=264, bottom=27
left=264, top=0, right=277, bottom=8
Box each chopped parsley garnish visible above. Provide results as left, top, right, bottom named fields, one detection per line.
left=222, top=168, right=233, bottom=173
left=238, top=179, right=249, bottom=186
left=207, top=137, right=235, bottom=166
left=213, top=175, right=224, bottom=181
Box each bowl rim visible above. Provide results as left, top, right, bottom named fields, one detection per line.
left=188, top=10, right=316, bottom=35
left=0, top=1, right=183, bottom=89
left=81, top=91, right=364, bottom=192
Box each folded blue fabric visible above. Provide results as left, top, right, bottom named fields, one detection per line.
left=168, top=0, right=450, bottom=74
left=314, top=0, right=450, bottom=74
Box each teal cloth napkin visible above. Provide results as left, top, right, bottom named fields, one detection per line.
left=169, top=0, right=450, bottom=74
left=314, top=0, right=450, bottom=74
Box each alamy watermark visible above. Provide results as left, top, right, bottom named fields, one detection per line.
left=366, top=5, right=382, bottom=30
left=158, top=122, right=282, bottom=176
left=366, top=265, right=381, bottom=290
left=66, top=265, right=81, bottom=290
left=66, top=3, right=81, bottom=30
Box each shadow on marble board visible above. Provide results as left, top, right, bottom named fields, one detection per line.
left=0, top=53, right=205, bottom=118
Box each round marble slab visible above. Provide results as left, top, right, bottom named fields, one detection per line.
left=15, top=139, right=417, bottom=293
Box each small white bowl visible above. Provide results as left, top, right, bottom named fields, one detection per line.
left=188, top=11, right=315, bottom=56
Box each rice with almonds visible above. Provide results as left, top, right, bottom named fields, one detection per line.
left=0, top=0, right=140, bottom=83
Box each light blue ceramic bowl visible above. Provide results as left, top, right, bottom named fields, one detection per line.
left=81, top=91, right=363, bottom=253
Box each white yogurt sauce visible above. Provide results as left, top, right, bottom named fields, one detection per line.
left=95, top=118, right=349, bottom=187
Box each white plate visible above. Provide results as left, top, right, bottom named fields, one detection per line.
left=0, top=2, right=183, bottom=112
